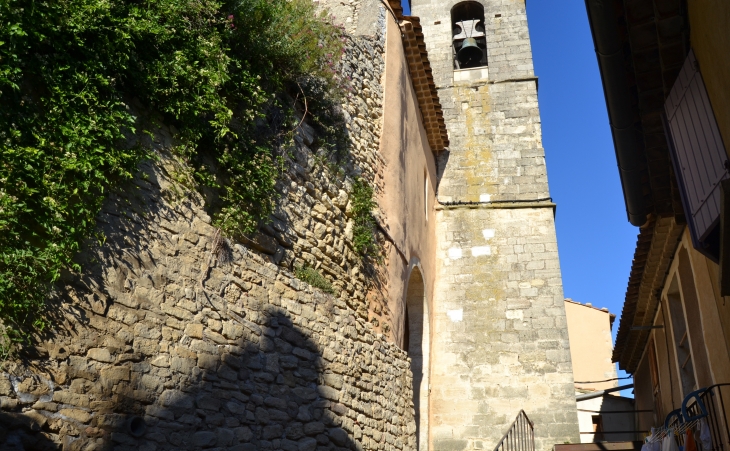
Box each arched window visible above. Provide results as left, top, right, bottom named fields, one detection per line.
left=404, top=267, right=430, bottom=450
left=451, top=2, right=487, bottom=69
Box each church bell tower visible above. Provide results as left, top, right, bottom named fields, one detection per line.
left=409, top=1, right=581, bottom=449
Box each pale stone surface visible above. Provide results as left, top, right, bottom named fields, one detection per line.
left=430, top=207, right=579, bottom=450
left=410, top=0, right=580, bottom=449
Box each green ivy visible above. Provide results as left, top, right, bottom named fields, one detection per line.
left=351, top=178, right=379, bottom=258
left=0, top=0, right=344, bottom=343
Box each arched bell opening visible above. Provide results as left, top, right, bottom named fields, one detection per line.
left=404, top=266, right=430, bottom=451
left=451, top=1, right=487, bottom=69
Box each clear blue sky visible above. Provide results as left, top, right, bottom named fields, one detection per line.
left=401, top=1, right=638, bottom=394
left=525, top=0, right=637, bottom=395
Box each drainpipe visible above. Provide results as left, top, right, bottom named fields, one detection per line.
left=584, top=0, right=647, bottom=227
left=576, top=384, right=635, bottom=401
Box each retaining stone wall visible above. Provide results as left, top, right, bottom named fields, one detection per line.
left=314, top=0, right=362, bottom=34
left=248, top=32, right=388, bottom=322
left=0, top=29, right=416, bottom=451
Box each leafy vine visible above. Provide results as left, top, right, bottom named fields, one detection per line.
left=0, top=0, right=344, bottom=344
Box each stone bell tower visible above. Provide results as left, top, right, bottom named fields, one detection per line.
left=409, top=1, right=581, bottom=450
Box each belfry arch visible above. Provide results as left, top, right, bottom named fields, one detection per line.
left=404, top=266, right=430, bottom=451
left=450, top=1, right=487, bottom=68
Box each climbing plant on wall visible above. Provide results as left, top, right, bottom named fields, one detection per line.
left=0, top=0, right=344, bottom=344
left=351, top=178, right=379, bottom=258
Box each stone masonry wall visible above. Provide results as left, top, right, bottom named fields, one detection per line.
left=313, top=0, right=384, bottom=37
left=435, top=80, right=549, bottom=203
left=243, top=31, right=388, bottom=324
left=0, top=23, right=417, bottom=451
left=0, top=153, right=414, bottom=451
left=431, top=205, right=578, bottom=451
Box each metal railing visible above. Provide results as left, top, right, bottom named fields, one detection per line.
left=665, top=384, right=730, bottom=451
left=493, top=410, right=535, bottom=451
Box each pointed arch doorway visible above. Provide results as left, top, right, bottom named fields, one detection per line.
left=404, top=266, right=430, bottom=451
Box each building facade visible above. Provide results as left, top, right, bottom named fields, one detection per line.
left=585, top=0, right=730, bottom=446
left=564, top=299, right=637, bottom=444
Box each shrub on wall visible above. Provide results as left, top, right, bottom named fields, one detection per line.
left=351, top=178, right=379, bottom=258
left=294, top=266, right=335, bottom=295
left=0, top=0, right=343, bottom=344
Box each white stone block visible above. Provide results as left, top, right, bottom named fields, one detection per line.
left=471, top=246, right=491, bottom=257
left=447, top=247, right=463, bottom=259
left=446, top=309, right=463, bottom=322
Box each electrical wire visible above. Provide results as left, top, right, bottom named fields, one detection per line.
left=574, top=376, right=633, bottom=384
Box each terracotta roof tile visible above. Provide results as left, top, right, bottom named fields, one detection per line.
left=612, top=216, right=684, bottom=372
left=383, top=1, right=449, bottom=152
left=564, top=298, right=616, bottom=323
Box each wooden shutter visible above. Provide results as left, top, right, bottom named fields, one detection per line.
left=665, top=49, right=728, bottom=244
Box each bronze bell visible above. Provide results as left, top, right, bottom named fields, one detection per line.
left=457, top=38, right=482, bottom=67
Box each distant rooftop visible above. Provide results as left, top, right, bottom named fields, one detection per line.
left=564, top=298, right=616, bottom=327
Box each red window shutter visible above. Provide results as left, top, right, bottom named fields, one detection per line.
left=665, top=50, right=728, bottom=250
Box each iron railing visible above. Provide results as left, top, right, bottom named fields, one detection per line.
left=665, top=384, right=730, bottom=451
left=493, top=410, right=535, bottom=451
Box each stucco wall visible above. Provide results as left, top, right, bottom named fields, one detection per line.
left=634, top=356, right=656, bottom=431
left=378, top=15, right=439, bottom=348
left=659, top=232, right=730, bottom=392
left=686, top=232, right=730, bottom=381
left=564, top=300, right=617, bottom=393
left=576, top=395, right=636, bottom=443
left=631, top=229, right=730, bottom=431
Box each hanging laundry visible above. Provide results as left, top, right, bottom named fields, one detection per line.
left=693, top=422, right=704, bottom=451
left=685, top=428, right=698, bottom=451
left=663, top=432, right=679, bottom=451
left=699, top=418, right=712, bottom=450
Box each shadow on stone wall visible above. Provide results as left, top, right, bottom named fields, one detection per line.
left=2, top=312, right=359, bottom=451
left=103, top=311, right=358, bottom=451
left=0, top=143, right=413, bottom=450
left=0, top=411, right=58, bottom=450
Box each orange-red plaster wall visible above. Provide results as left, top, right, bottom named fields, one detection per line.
left=378, top=15, right=439, bottom=346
